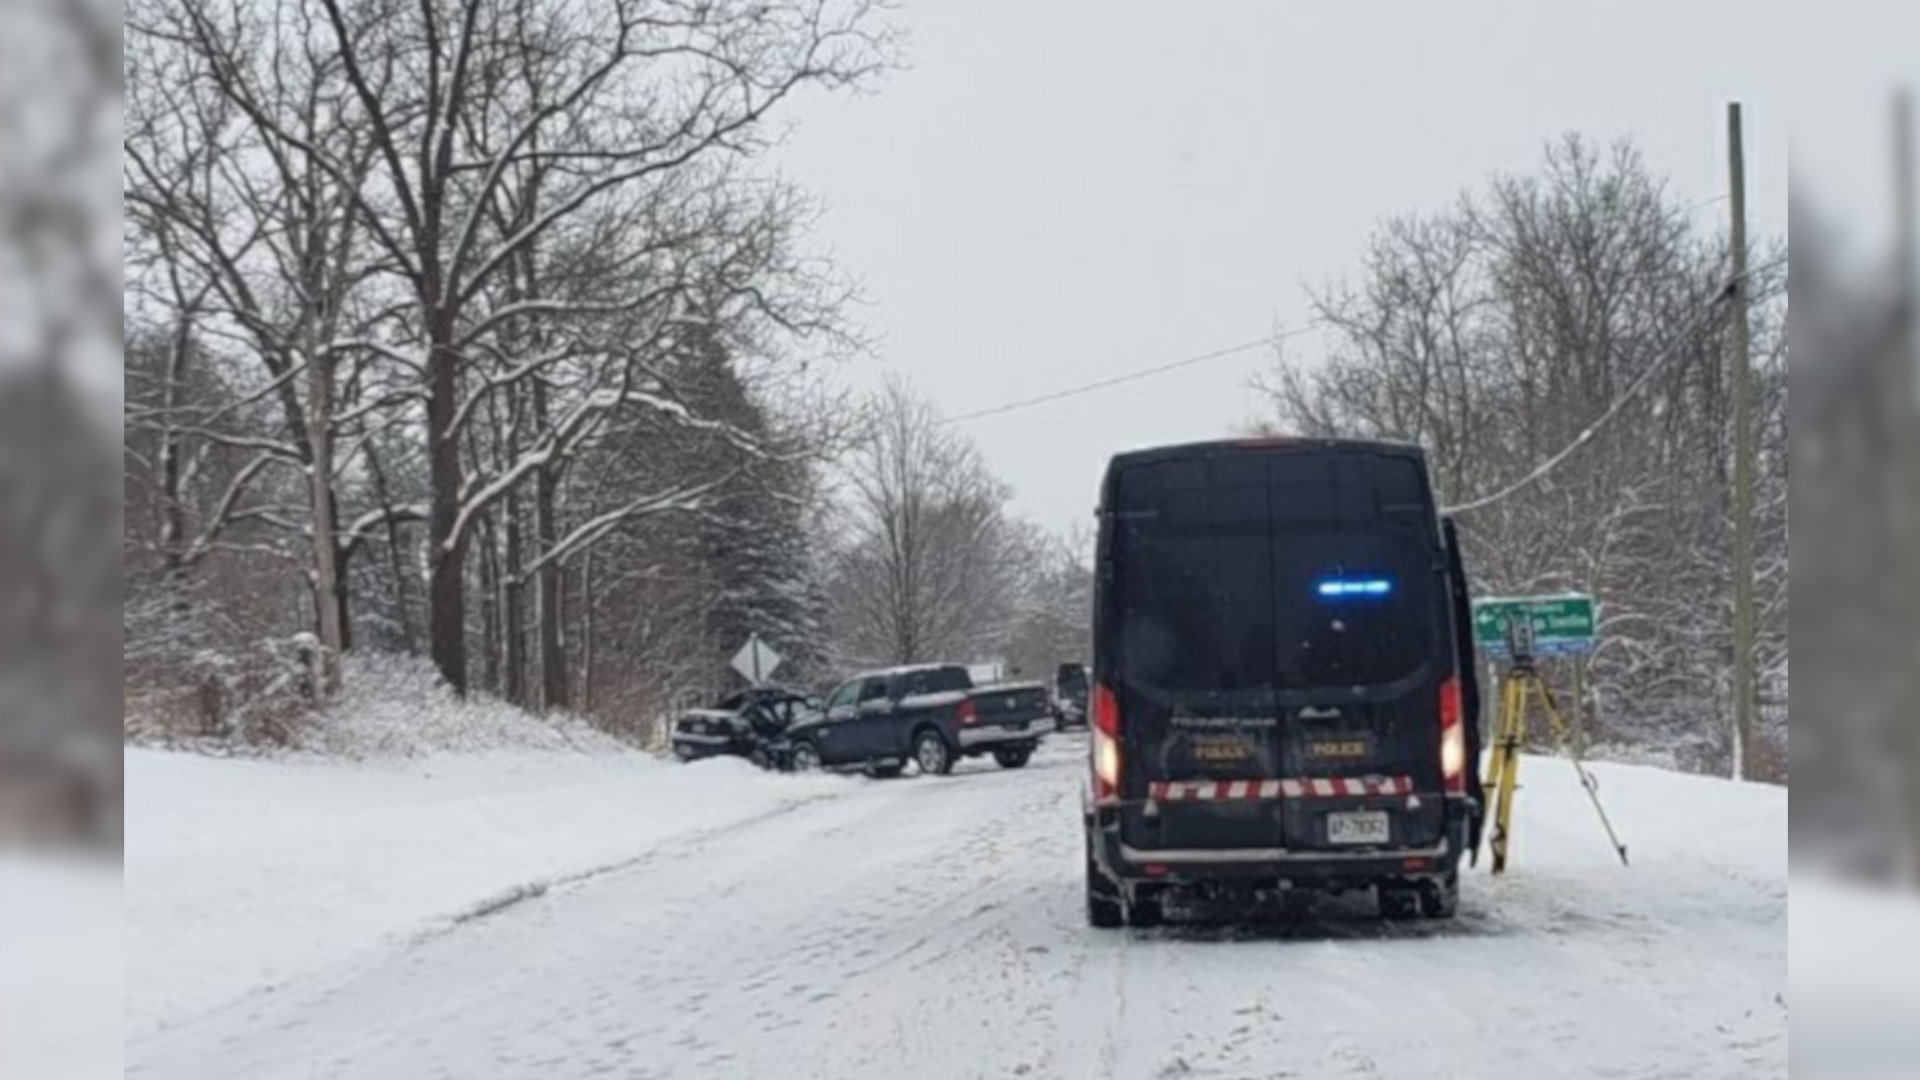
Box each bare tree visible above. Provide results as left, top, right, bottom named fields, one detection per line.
left=1260, top=136, right=1789, bottom=775
left=825, top=379, right=1024, bottom=669
left=125, top=0, right=893, bottom=702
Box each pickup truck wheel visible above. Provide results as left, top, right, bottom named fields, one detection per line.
left=913, top=729, right=954, bottom=776
left=1086, top=836, right=1123, bottom=929
left=992, top=746, right=1033, bottom=769
left=789, top=741, right=823, bottom=773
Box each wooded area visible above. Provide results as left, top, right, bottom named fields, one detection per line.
left=123, top=3, right=1783, bottom=780
left=121, top=0, right=1092, bottom=742
left=1260, top=137, right=1789, bottom=778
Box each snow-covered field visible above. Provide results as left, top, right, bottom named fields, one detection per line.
left=0, top=856, right=122, bottom=1080
left=1792, top=875, right=1920, bottom=1080
left=125, top=747, right=843, bottom=1043
left=126, top=734, right=1787, bottom=1080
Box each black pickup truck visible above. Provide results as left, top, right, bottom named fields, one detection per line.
left=777, top=664, right=1053, bottom=777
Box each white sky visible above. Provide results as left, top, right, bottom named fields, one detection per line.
left=774, top=0, right=1790, bottom=536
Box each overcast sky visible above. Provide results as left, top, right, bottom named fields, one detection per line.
left=773, top=1, right=1790, bottom=536
left=1791, top=1, right=1919, bottom=256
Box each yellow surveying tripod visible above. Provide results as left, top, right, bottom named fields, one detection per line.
left=1480, top=618, right=1630, bottom=875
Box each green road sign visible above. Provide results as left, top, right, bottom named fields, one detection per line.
left=1473, top=593, right=1597, bottom=657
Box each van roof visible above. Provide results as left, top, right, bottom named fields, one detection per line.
left=1103, top=437, right=1427, bottom=474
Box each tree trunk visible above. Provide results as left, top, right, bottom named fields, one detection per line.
left=534, top=377, right=569, bottom=712
left=306, top=352, right=344, bottom=699
left=331, top=487, right=354, bottom=653
left=367, top=444, right=417, bottom=652
left=427, top=318, right=468, bottom=695
left=158, top=320, right=195, bottom=628
left=581, top=540, right=595, bottom=714
left=478, top=514, right=502, bottom=694
left=504, top=488, right=528, bottom=707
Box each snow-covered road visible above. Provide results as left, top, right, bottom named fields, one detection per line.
left=126, top=740, right=1786, bottom=1080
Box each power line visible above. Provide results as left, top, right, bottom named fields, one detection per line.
left=941, top=322, right=1325, bottom=426
left=1444, top=255, right=1787, bottom=516
left=940, top=195, right=1744, bottom=429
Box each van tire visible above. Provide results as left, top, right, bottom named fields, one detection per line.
left=1126, top=896, right=1164, bottom=929
left=1379, top=884, right=1422, bottom=920
left=1086, top=837, right=1124, bottom=929
left=1420, top=872, right=1460, bottom=919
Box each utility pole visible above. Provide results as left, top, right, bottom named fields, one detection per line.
left=1890, top=90, right=1920, bottom=877
left=1726, top=101, right=1757, bottom=782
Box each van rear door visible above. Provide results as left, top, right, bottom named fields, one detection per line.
left=1103, top=445, right=1452, bottom=854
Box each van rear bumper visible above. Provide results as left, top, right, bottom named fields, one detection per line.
left=1087, top=798, right=1472, bottom=886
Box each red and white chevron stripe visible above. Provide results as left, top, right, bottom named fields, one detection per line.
left=1146, top=776, right=1414, bottom=802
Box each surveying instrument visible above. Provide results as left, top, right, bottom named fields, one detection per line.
left=1479, top=612, right=1630, bottom=875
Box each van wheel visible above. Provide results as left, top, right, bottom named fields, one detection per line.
left=1086, top=838, right=1123, bottom=929
left=992, top=746, right=1033, bottom=769
left=1126, top=896, right=1164, bottom=929
left=1379, top=884, right=1422, bottom=920
left=913, top=730, right=954, bottom=776
left=1420, top=872, right=1460, bottom=919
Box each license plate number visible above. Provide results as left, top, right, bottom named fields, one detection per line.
left=1326, top=811, right=1390, bottom=845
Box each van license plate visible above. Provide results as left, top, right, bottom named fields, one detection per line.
left=1327, top=811, right=1390, bottom=845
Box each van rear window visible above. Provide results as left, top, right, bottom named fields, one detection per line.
left=1110, top=451, right=1440, bottom=692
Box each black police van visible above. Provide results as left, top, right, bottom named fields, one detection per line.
left=1083, top=438, right=1483, bottom=927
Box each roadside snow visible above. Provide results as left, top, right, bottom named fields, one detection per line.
left=125, top=746, right=843, bottom=1042
left=300, top=653, right=624, bottom=759
left=0, top=856, right=121, bottom=1080
left=1792, top=876, right=1920, bottom=1079
left=127, top=748, right=1789, bottom=1080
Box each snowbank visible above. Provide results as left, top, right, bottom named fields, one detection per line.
left=303, top=653, right=625, bottom=759
left=0, top=857, right=121, bottom=1080
left=126, top=743, right=844, bottom=1042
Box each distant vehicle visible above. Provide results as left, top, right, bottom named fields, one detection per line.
left=670, top=687, right=819, bottom=767
left=777, top=664, right=1053, bottom=777
left=1083, top=438, right=1484, bottom=928
left=1053, top=662, right=1090, bottom=731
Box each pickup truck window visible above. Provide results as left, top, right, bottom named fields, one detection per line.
left=896, top=667, right=971, bottom=698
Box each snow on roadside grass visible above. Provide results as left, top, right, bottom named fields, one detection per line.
left=126, top=666, right=846, bottom=1042
left=0, top=856, right=121, bottom=1080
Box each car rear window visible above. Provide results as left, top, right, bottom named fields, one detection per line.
left=1110, top=449, right=1441, bottom=692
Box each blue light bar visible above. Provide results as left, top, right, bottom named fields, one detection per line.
left=1317, top=578, right=1394, bottom=599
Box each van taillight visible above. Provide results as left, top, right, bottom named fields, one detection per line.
left=1091, top=683, right=1122, bottom=800
left=1091, top=683, right=1120, bottom=736
left=1439, top=675, right=1466, bottom=795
